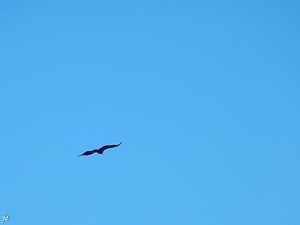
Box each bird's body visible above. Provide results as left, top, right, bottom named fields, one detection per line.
left=78, top=142, right=122, bottom=157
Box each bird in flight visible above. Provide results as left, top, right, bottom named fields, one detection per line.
left=78, top=142, right=122, bottom=157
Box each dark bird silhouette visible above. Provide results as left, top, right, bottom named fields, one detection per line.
left=78, top=142, right=122, bottom=157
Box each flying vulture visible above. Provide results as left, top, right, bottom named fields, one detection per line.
left=78, top=142, right=122, bottom=157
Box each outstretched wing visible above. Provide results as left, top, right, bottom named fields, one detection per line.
left=97, top=142, right=123, bottom=154
left=78, top=149, right=98, bottom=157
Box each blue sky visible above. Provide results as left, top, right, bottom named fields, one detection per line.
left=1, top=1, right=299, bottom=224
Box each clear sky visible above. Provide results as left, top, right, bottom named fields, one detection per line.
left=1, top=1, right=299, bottom=224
